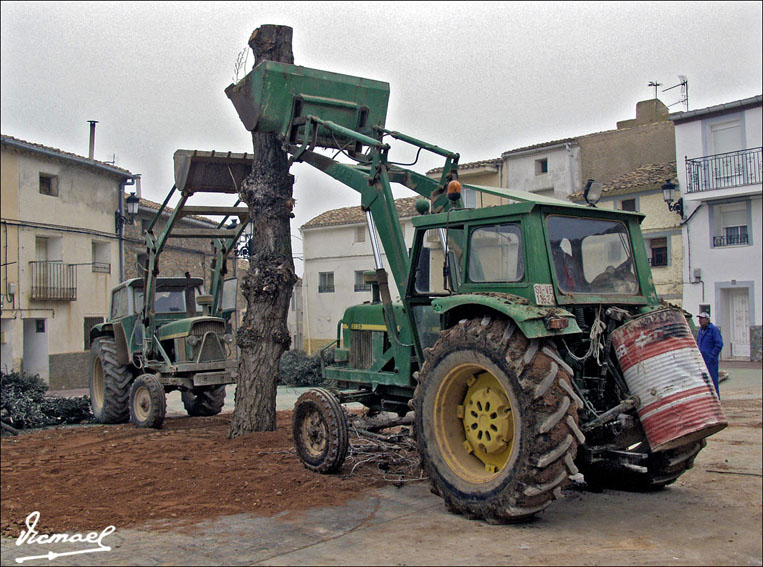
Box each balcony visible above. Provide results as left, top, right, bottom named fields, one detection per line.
left=712, top=234, right=749, bottom=247
left=686, top=147, right=762, bottom=194
left=30, top=261, right=77, bottom=301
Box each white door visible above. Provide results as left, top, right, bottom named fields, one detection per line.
left=22, top=318, right=49, bottom=381
left=728, top=289, right=750, bottom=358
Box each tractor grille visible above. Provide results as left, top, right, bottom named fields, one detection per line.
left=349, top=330, right=373, bottom=370
left=197, top=334, right=226, bottom=362
left=192, top=321, right=225, bottom=336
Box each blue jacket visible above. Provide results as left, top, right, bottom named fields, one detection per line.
left=697, top=323, right=723, bottom=361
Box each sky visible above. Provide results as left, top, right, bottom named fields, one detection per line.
left=2, top=1, right=761, bottom=276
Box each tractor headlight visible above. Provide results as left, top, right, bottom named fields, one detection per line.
left=187, top=335, right=200, bottom=347
left=222, top=334, right=234, bottom=344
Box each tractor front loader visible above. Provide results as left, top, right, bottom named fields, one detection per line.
left=227, top=61, right=728, bottom=522
left=89, top=150, right=253, bottom=428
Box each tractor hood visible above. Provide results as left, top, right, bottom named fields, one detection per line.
left=157, top=316, right=226, bottom=341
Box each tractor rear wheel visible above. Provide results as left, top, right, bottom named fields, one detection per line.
left=579, top=440, right=706, bottom=491
left=181, top=386, right=226, bottom=417
left=414, top=318, right=583, bottom=523
left=89, top=337, right=132, bottom=424
left=129, top=374, right=166, bottom=429
left=293, top=388, right=349, bottom=473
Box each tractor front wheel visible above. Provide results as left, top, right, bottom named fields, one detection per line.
left=89, top=337, right=132, bottom=424
left=293, top=388, right=349, bottom=473
left=129, top=374, right=167, bottom=429
left=414, top=318, right=583, bottom=523
left=181, top=386, right=226, bottom=417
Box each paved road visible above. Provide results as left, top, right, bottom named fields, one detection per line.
left=4, top=365, right=761, bottom=566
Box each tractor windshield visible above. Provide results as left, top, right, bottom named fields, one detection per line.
left=546, top=215, right=639, bottom=295
left=134, top=286, right=204, bottom=314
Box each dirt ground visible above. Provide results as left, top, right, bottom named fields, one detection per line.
left=1, top=411, right=420, bottom=538
left=1, top=377, right=761, bottom=566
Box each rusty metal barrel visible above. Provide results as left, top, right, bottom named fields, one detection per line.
left=611, top=308, right=727, bottom=452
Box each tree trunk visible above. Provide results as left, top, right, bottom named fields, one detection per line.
left=229, top=25, right=297, bottom=437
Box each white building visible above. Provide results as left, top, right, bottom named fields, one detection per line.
left=300, top=197, right=417, bottom=353
left=1, top=134, right=136, bottom=387
left=670, top=95, right=762, bottom=361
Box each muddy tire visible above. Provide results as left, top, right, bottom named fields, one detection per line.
left=579, top=440, right=706, bottom=491
left=89, top=337, right=132, bottom=424
left=414, top=318, right=582, bottom=523
left=181, top=386, right=226, bottom=417
left=293, top=388, right=349, bottom=474
left=129, top=374, right=166, bottom=429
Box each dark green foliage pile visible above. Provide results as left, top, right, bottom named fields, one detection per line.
left=279, top=350, right=329, bottom=387
left=1, top=371, right=92, bottom=430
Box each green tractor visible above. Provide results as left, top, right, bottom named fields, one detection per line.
left=227, top=61, right=727, bottom=522
left=88, top=150, right=253, bottom=428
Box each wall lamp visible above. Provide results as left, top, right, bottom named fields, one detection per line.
left=661, top=179, right=683, bottom=218
left=115, top=192, right=140, bottom=233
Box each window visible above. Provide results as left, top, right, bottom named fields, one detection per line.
left=468, top=224, right=524, bottom=283
left=111, top=287, right=129, bottom=319
left=535, top=158, right=549, bottom=175
left=35, top=320, right=45, bottom=333
left=354, top=271, right=371, bottom=292
left=414, top=228, right=464, bottom=294
left=39, top=173, right=58, bottom=196
left=84, top=316, right=104, bottom=349
left=318, top=272, right=334, bottom=293
left=649, top=237, right=668, bottom=267
left=92, top=241, right=111, bottom=273
left=712, top=201, right=750, bottom=247
left=355, top=226, right=366, bottom=243
left=620, top=199, right=637, bottom=212
left=547, top=215, right=639, bottom=295
left=461, top=187, right=477, bottom=208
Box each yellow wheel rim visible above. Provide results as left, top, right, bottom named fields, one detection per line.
left=433, top=363, right=515, bottom=483
left=133, top=386, right=151, bottom=422
left=92, top=358, right=104, bottom=411
left=300, top=409, right=327, bottom=458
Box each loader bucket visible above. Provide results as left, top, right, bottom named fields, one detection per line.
left=174, top=149, right=253, bottom=194
left=225, top=61, right=390, bottom=149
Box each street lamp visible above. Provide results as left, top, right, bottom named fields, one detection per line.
left=115, top=192, right=140, bottom=233
left=661, top=179, right=683, bottom=218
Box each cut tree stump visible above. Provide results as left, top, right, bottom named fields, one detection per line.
left=229, top=24, right=298, bottom=438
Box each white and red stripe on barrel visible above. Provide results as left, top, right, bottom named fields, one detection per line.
left=611, top=308, right=727, bottom=452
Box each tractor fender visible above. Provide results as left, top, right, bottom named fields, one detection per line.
left=112, top=322, right=131, bottom=366
left=431, top=293, right=582, bottom=339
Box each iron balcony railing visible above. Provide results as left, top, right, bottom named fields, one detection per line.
left=91, top=262, right=111, bottom=273
left=686, top=147, right=762, bottom=193
left=30, top=261, right=77, bottom=301
left=712, top=234, right=749, bottom=247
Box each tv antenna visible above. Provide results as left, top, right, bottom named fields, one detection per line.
left=663, top=75, right=689, bottom=111
left=648, top=81, right=662, bottom=99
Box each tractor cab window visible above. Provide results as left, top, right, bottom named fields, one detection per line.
left=134, top=286, right=203, bottom=314
left=110, top=287, right=129, bottom=319
left=414, top=227, right=464, bottom=294
left=468, top=223, right=524, bottom=283
left=546, top=215, right=639, bottom=295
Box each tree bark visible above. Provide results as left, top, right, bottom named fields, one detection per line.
left=229, top=25, right=297, bottom=437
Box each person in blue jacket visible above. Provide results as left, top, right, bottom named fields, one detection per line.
left=696, top=312, right=724, bottom=398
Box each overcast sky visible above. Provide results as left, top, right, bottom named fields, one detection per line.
left=2, top=1, right=761, bottom=276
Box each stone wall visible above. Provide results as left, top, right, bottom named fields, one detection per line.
left=48, top=352, right=89, bottom=390
left=750, top=325, right=762, bottom=362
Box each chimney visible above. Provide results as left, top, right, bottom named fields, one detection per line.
left=88, top=120, right=98, bottom=159
left=134, top=174, right=142, bottom=199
